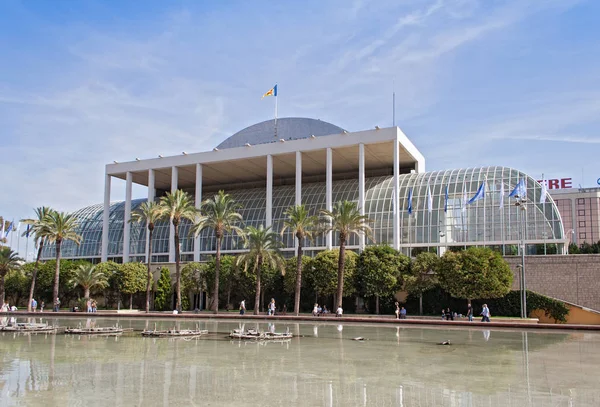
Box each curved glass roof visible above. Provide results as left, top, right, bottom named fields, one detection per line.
left=42, top=166, right=565, bottom=260
left=215, top=117, right=345, bottom=149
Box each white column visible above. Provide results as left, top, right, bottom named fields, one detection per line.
left=393, top=139, right=400, bottom=250
left=194, top=164, right=202, bottom=262
left=101, top=173, right=111, bottom=262
left=169, top=167, right=178, bottom=263
left=359, top=143, right=366, bottom=250
left=266, top=155, right=273, bottom=227
left=326, top=148, right=333, bottom=249
left=145, top=169, right=155, bottom=263
left=123, top=172, right=133, bottom=263
left=295, top=151, right=302, bottom=206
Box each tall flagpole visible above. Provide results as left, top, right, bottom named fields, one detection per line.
left=274, top=92, right=278, bottom=138
left=542, top=173, right=547, bottom=255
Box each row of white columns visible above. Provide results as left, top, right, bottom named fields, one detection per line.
left=101, top=141, right=400, bottom=263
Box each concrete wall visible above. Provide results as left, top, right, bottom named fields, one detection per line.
left=505, top=255, right=600, bottom=312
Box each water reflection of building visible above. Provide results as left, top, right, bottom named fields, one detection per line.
left=41, top=117, right=566, bottom=265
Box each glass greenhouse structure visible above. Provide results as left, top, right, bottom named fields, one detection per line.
left=42, top=166, right=565, bottom=262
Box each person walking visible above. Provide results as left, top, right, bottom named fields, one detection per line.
left=268, top=298, right=276, bottom=316
left=91, top=300, right=97, bottom=313
left=40, top=301, right=45, bottom=312
left=481, top=304, right=491, bottom=322
left=239, top=299, right=246, bottom=315
left=87, top=299, right=92, bottom=313
left=466, top=302, right=473, bottom=322
left=53, top=297, right=61, bottom=312
left=312, top=303, right=319, bottom=316
left=394, top=302, right=400, bottom=319
left=31, top=298, right=38, bottom=312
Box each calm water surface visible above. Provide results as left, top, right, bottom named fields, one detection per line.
left=1, top=317, right=600, bottom=406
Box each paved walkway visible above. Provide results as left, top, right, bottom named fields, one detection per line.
left=5, top=310, right=600, bottom=331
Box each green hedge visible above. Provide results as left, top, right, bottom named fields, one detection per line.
left=405, top=287, right=569, bottom=323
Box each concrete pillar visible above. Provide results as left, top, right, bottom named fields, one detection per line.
left=145, top=169, right=155, bottom=263
left=326, top=148, right=333, bottom=249
left=295, top=151, right=302, bottom=206
left=169, top=166, right=178, bottom=263
left=194, top=164, right=202, bottom=262
left=101, top=173, right=111, bottom=262
left=359, top=143, right=365, bottom=250
left=123, top=172, right=132, bottom=263
left=393, top=140, right=400, bottom=250
left=266, top=155, right=273, bottom=227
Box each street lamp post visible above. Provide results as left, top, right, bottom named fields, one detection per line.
left=514, top=196, right=527, bottom=318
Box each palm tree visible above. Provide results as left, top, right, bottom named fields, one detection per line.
left=0, top=247, right=24, bottom=305
left=130, top=201, right=165, bottom=313
left=281, top=204, right=319, bottom=315
left=236, top=225, right=284, bottom=315
left=70, top=264, right=108, bottom=299
left=191, top=190, right=244, bottom=313
left=160, top=189, right=198, bottom=312
left=321, top=200, right=373, bottom=309
left=21, top=206, right=56, bottom=311
left=41, top=211, right=82, bottom=310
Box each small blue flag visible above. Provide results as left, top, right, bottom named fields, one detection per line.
left=407, top=188, right=413, bottom=215
left=468, top=182, right=486, bottom=204
left=444, top=185, right=449, bottom=213
left=5, top=221, right=14, bottom=237
left=509, top=178, right=527, bottom=199
left=26, top=224, right=31, bottom=238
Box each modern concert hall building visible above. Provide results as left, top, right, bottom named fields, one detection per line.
left=41, top=117, right=567, bottom=262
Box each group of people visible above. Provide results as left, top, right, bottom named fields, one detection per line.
left=442, top=302, right=491, bottom=322
left=394, top=302, right=407, bottom=319
left=86, top=299, right=98, bottom=313
left=1, top=302, right=18, bottom=312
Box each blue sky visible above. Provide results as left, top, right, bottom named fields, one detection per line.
left=1, top=0, right=600, bottom=230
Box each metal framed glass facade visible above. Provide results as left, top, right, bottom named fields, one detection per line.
left=42, top=166, right=565, bottom=261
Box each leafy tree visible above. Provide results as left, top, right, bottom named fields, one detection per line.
left=40, top=211, right=82, bottom=308
left=130, top=201, right=165, bottom=313
left=192, top=190, right=244, bottom=313
left=436, top=247, right=513, bottom=302
left=154, top=267, right=172, bottom=311
left=21, top=206, right=55, bottom=311
left=0, top=247, right=23, bottom=305
left=356, top=245, right=410, bottom=314
left=69, top=264, right=108, bottom=299
left=160, top=190, right=197, bottom=312
left=404, top=252, right=440, bottom=315
left=305, top=249, right=358, bottom=306
left=118, top=263, right=146, bottom=309
left=4, top=269, right=28, bottom=306
left=27, top=259, right=89, bottom=305
left=283, top=256, right=312, bottom=295
left=95, top=261, right=121, bottom=308
left=320, top=200, right=373, bottom=308
left=281, top=204, right=320, bottom=315
left=236, top=225, right=284, bottom=315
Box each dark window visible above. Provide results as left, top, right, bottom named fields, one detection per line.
left=578, top=210, right=586, bottom=216
left=579, top=221, right=586, bottom=227
left=577, top=198, right=585, bottom=205
left=579, top=232, right=586, bottom=239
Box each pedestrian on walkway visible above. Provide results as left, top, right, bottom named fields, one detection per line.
left=239, top=299, right=246, bottom=315
left=481, top=304, right=491, bottom=322
left=466, top=302, right=473, bottom=322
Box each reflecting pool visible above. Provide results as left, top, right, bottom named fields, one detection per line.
left=1, top=317, right=600, bottom=406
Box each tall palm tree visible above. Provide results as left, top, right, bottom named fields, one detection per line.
left=236, top=225, right=284, bottom=315
left=41, top=211, right=82, bottom=310
left=321, top=200, right=373, bottom=309
left=21, top=206, right=56, bottom=311
left=0, top=247, right=24, bottom=305
left=160, top=190, right=197, bottom=312
left=130, top=201, right=165, bottom=313
left=70, top=264, right=108, bottom=299
left=281, top=204, right=319, bottom=315
left=191, top=190, right=244, bottom=313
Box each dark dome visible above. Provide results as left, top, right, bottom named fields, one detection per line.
left=216, top=117, right=345, bottom=149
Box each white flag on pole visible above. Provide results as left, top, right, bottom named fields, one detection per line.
left=540, top=179, right=547, bottom=204
left=427, top=185, right=433, bottom=213
left=16, top=222, right=21, bottom=233
left=499, top=182, right=505, bottom=210
left=461, top=184, right=468, bottom=213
